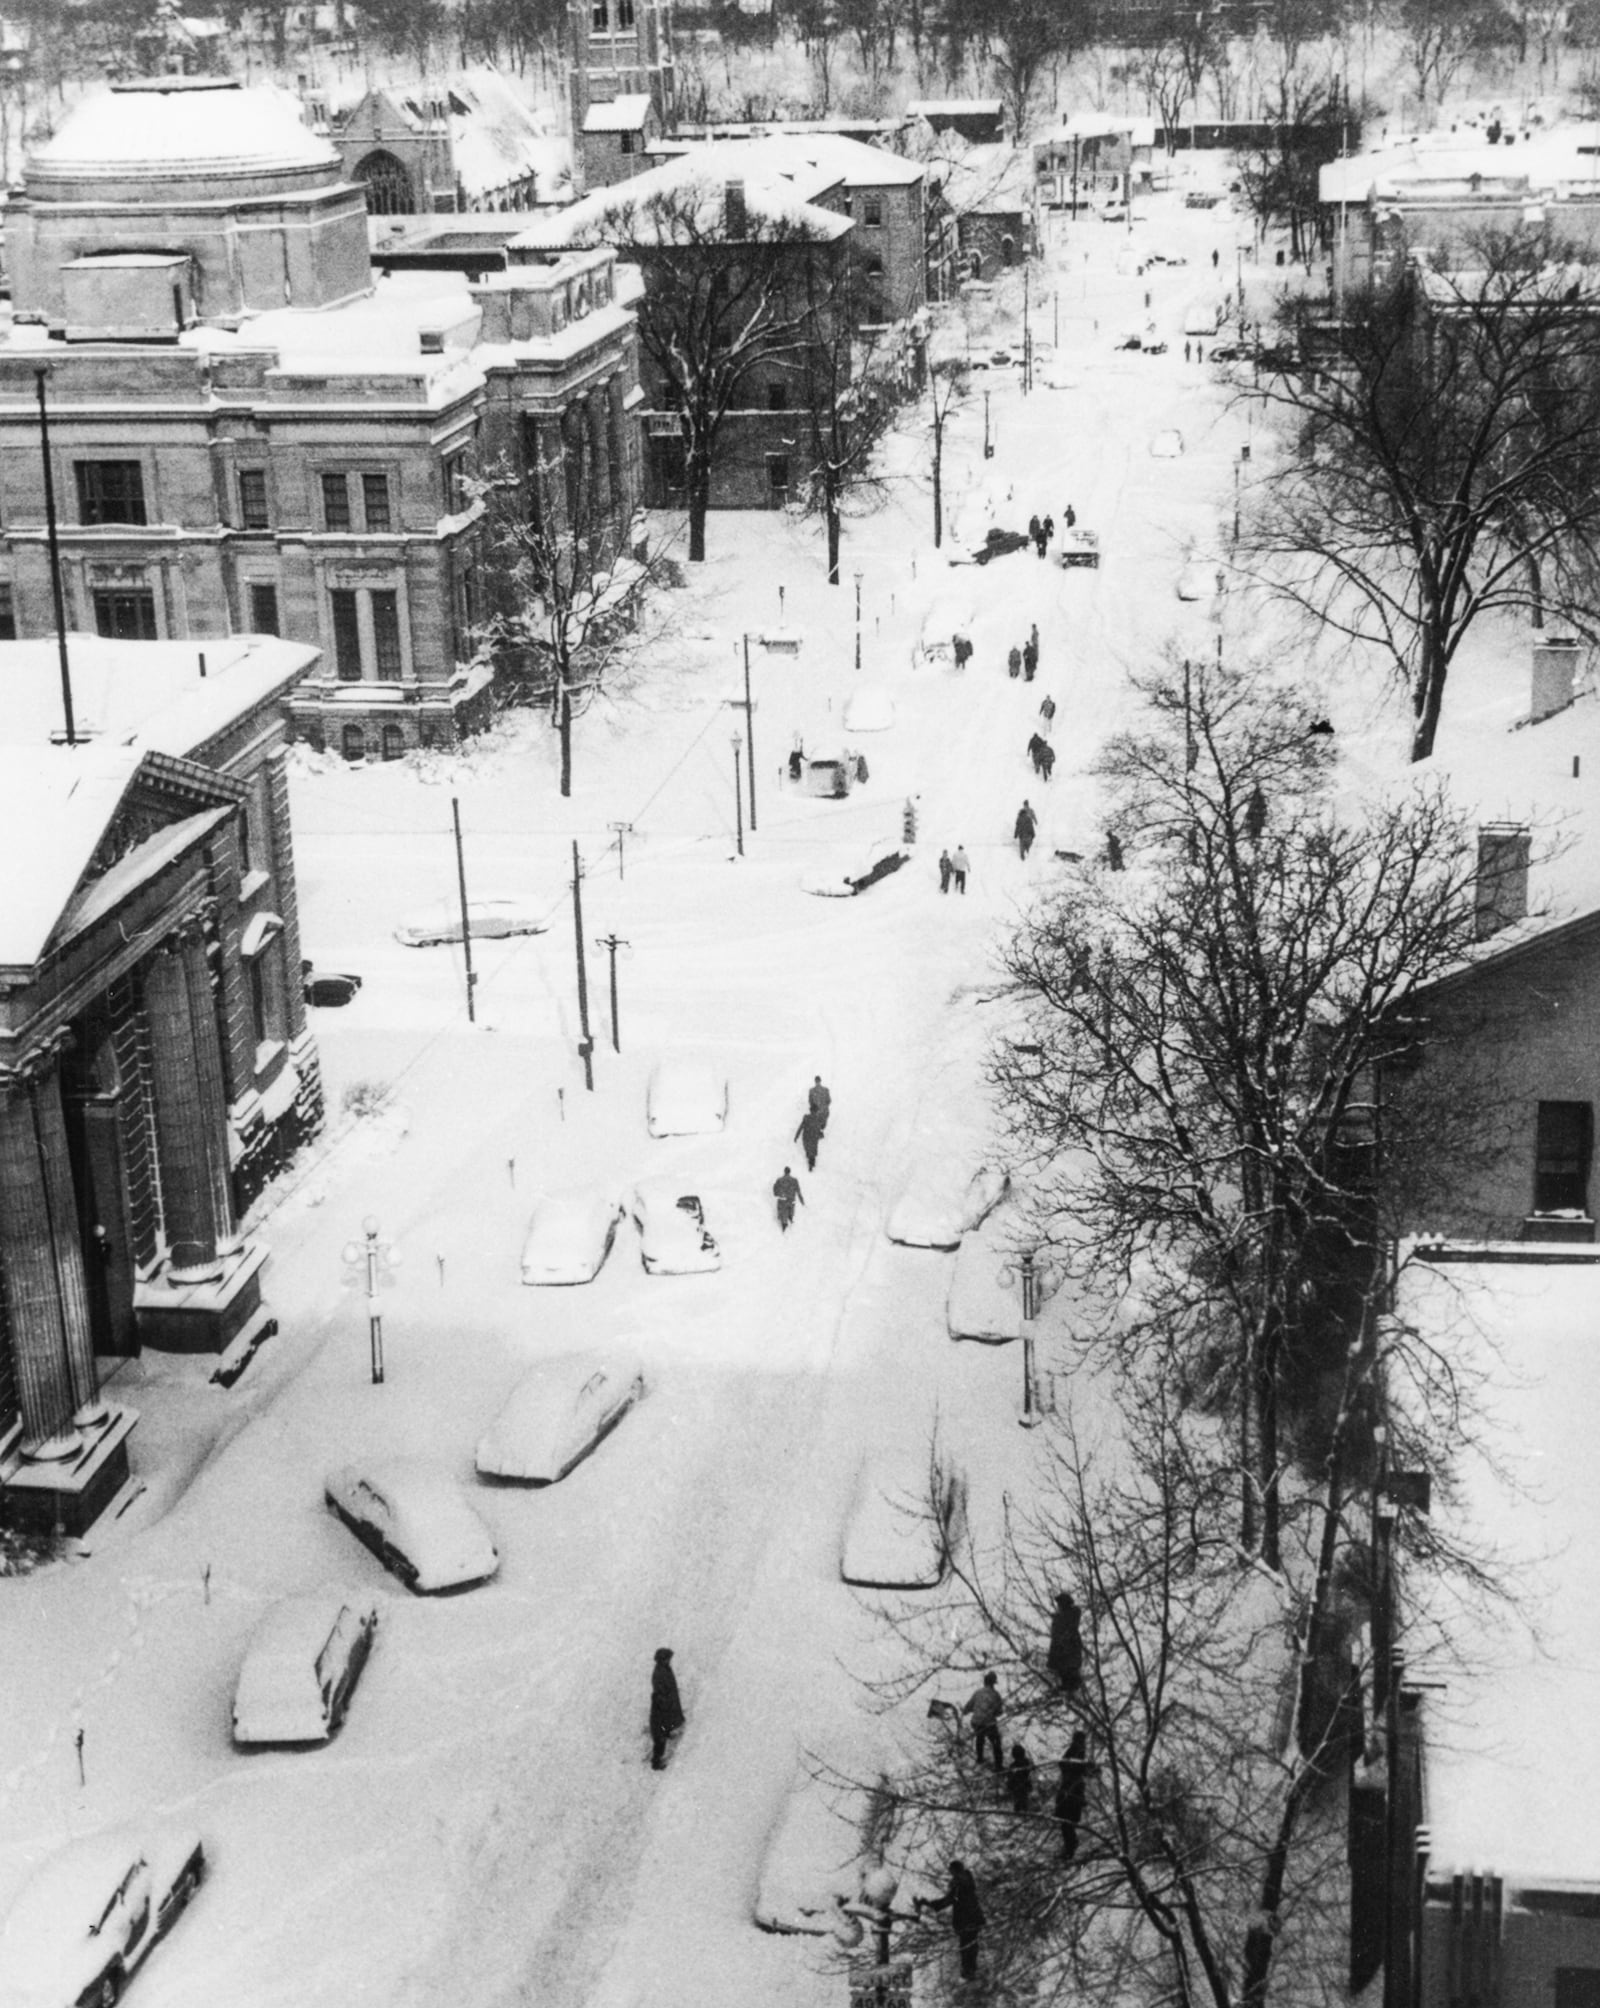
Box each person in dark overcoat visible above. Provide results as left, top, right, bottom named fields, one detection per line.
left=650, top=1647, right=685, bottom=1769
left=1014, top=800, right=1039, bottom=859
left=1046, top=1590, right=1084, bottom=1693
left=919, top=1859, right=986, bottom=1981
left=1005, top=1741, right=1034, bottom=1814
left=1054, top=1731, right=1090, bottom=1861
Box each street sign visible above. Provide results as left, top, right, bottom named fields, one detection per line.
left=849, top=1958, right=913, bottom=2008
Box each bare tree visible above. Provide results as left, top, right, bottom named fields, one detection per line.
left=926, top=357, right=970, bottom=550
left=1395, top=0, right=1502, bottom=106
left=797, top=309, right=905, bottom=583
left=1232, top=65, right=1344, bottom=266
left=1246, top=229, right=1600, bottom=759
left=567, top=176, right=846, bottom=562
left=989, top=655, right=1508, bottom=1568
left=475, top=455, right=676, bottom=798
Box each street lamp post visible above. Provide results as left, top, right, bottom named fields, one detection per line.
left=732, top=732, right=744, bottom=856
left=853, top=572, right=863, bottom=670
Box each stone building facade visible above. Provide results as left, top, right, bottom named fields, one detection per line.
left=0, top=76, right=641, bottom=756
left=569, top=0, right=676, bottom=189
left=0, top=634, right=322, bottom=1535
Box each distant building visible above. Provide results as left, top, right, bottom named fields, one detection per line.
left=569, top=0, right=676, bottom=191
left=307, top=69, right=568, bottom=216
left=0, top=633, right=321, bottom=1535
left=933, top=143, right=1035, bottom=279
left=1034, top=114, right=1157, bottom=209
left=0, top=77, right=641, bottom=755
left=907, top=100, right=1004, bottom=146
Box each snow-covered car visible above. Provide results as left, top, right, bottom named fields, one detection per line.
left=886, top=1165, right=1009, bottom=1250
left=0, top=1822, right=205, bottom=2008
left=1143, top=340, right=1169, bottom=355
left=646, top=1060, right=728, bottom=1138
left=1184, top=190, right=1223, bottom=208
left=630, top=1184, right=721, bottom=1275
left=969, top=526, right=1030, bottom=565
left=840, top=1449, right=965, bottom=1590
left=755, top=1753, right=876, bottom=1935
left=232, top=1591, right=379, bottom=1746
left=1150, top=429, right=1185, bottom=458
left=1207, top=341, right=1251, bottom=364
left=1115, top=331, right=1142, bottom=350
left=395, top=895, right=551, bottom=947
left=946, top=1203, right=1059, bottom=1344
left=519, top=1188, right=625, bottom=1285
left=476, top=1355, right=645, bottom=1483
left=1182, top=304, right=1220, bottom=336
left=986, top=347, right=1018, bottom=368
left=1177, top=560, right=1224, bottom=602
left=325, top=1458, right=500, bottom=1593
left=842, top=685, right=894, bottom=733
left=1055, top=529, right=1101, bottom=570
left=802, top=840, right=910, bottom=899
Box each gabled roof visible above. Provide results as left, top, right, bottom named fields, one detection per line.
left=753, top=131, right=924, bottom=190
left=515, top=148, right=853, bottom=250
left=0, top=746, right=141, bottom=966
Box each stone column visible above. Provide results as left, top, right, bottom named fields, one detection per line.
left=585, top=392, right=612, bottom=528
left=145, top=927, right=237, bottom=1280
left=0, top=1062, right=98, bottom=1452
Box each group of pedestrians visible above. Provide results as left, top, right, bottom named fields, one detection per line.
left=1026, top=731, right=1057, bottom=782
left=937, top=845, right=972, bottom=894
left=1006, top=622, right=1042, bottom=681
left=773, top=1074, right=830, bottom=1230
left=1026, top=512, right=1056, bottom=559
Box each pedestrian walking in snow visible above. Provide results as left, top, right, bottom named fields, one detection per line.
left=950, top=844, right=970, bottom=893
left=788, top=746, right=803, bottom=782
left=1015, top=800, right=1038, bottom=860
left=953, top=632, right=973, bottom=668
left=964, top=1671, right=1004, bottom=1771
left=1184, top=338, right=1192, bottom=363
left=1029, top=512, right=1041, bottom=545
left=1006, top=1742, right=1035, bottom=1815
left=1043, top=513, right=1055, bottom=548
left=1038, top=741, right=1056, bottom=782
left=773, top=1166, right=804, bottom=1230
left=1055, top=1731, right=1091, bottom=1861
left=1007, top=645, right=1022, bottom=680
left=1212, top=246, right=1219, bottom=268
left=1065, top=502, right=1076, bottom=529
left=1022, top=637, right=1038, bottom=681
left=1039, top=693, right=1057, bottom=724
left=649, top=1647, right=685, bottom=1769
left=1106, top=830, right=1125, bottom=871
left=938, top=848, right=953, bottom=893
left=918, top=1860, right=986, bottom=1983
left=808, top=1075, right=831, bottom=1131
left=1027, top=731, right=1047, bottom=775
left=1196, top=342, right=1204, bottom=363
left=795, top=1110, right=822, bottom=1172
left=1047, top=1591, right=1085, bottom=1694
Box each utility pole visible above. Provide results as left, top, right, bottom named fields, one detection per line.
left=34, top=368, right=75, bottom=746
left=983, top=390, right=992, bottom=459
left=595, top=932, right=628, bottom=1051
left=740, top=634, right=757, bottom=830
left=731, top=733, right=744, bottom=856
left=451, top=796, right=476, bottom=1023
left=1022, top=259, right=1031, bottom=394
left=571, top=841, right=593, bottom=1089
left=853, top=572, right=862, bottom=670
left=609, top=820, right=634, bottom=880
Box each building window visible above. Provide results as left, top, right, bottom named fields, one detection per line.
left=619, top=130, right=637, bottom=155
left=0, top=584, right=15, bottom=641
left=93, top=588, right=158, bottom=640
left=238, top=467, right=270, bottom=530
left=766, top=454, right=789, bottom=504
left=443, top=452, right=469, bottom=514
left=330, top=588, right=363, bottom=679
left=322, top=472, right=352, bottom=532
left=617, top=0, right=635, bottom=23
left=249, top=958, right=271, bottom=1048
left=362, top=473, right=392, bottom=532
left=1535, top=1101, right=1593, bottom=1214
left=866, top=255, right=885, bottom=278
left=371, top=589, right=403, bottom=677
left=767, top=383, right=789, bottom=411
left=75, top=460, right=147, bottom=527
left=248, top=582, right=281, bottom=635
left=341, top=723, right=366, bottom=762
left=591, top=0, right=606, bottom=25
left=382, top=724, right=405, bottom=762
left=863, top=196, right=884, bottom=227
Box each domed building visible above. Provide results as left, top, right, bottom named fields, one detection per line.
left=0, top=75, right=642, bottom=756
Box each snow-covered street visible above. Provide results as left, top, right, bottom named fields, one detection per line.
left=2, top=185, right=1282, bottom=2007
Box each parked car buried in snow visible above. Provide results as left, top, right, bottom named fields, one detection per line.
left=886, top=1165, right=1010, bottom=1250
left=519, top=1188, right=625, bottom=1285
left=630, top=1184, right=721, bottom=1275
left=802, top=840, right=910, bottom=899
left=0, top=1822, right=205, bottom=2008
left=646, top=1060, right=728, bottom=1138
left=394, top=895, right=551, bottom=947
left=840, top=1449, right=965, bottom=1590
left=325, top=1458, right=500, bottom=1593
left=968, top=526, right=1030, bottom=565
left=301, top=962, right=363, bottom=1007
left=1055, top=529, right=1100, bottom=569
left=476, top=1355, right=645, bottom=1484
left=232, top=1591, right=379, bottom=1746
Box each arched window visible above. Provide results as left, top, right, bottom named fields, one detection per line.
left=1000, top=234, right=1017, bottom=266
left=354, top=149, right=414, bottom=216
left=341, top=724, right=366, bottom=762
left=382, top=724, right=405, bottom=762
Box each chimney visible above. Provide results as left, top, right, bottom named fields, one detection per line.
left=1475, top=824, right=1530, bottom=940
left=724, top=177, right=747, bottom=238
left=1530, top=636, right=1580, bottom=722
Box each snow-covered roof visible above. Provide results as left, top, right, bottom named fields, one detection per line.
left=29, top=78, right=335, bottom=180
left=446, top=67, right=566, bottom=199
left=515, top=149, right=853, bottom=251
left=1054, top=112, right=1157, bottom=146
left=0, top=745, right=141, bottom=966
left=0, top=634, right=319, bottom=759
left=583, top=94, right=653, bottom=134
left=1399, top=1255, right=1600, bottom=1886
left=753, top=131, right=924, bottom=190
left=938, top=143, right=1032, bottom=214
left=907, top=99, right=1002, bottom=120
left=1320, top=120, right=1600, bottom=207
